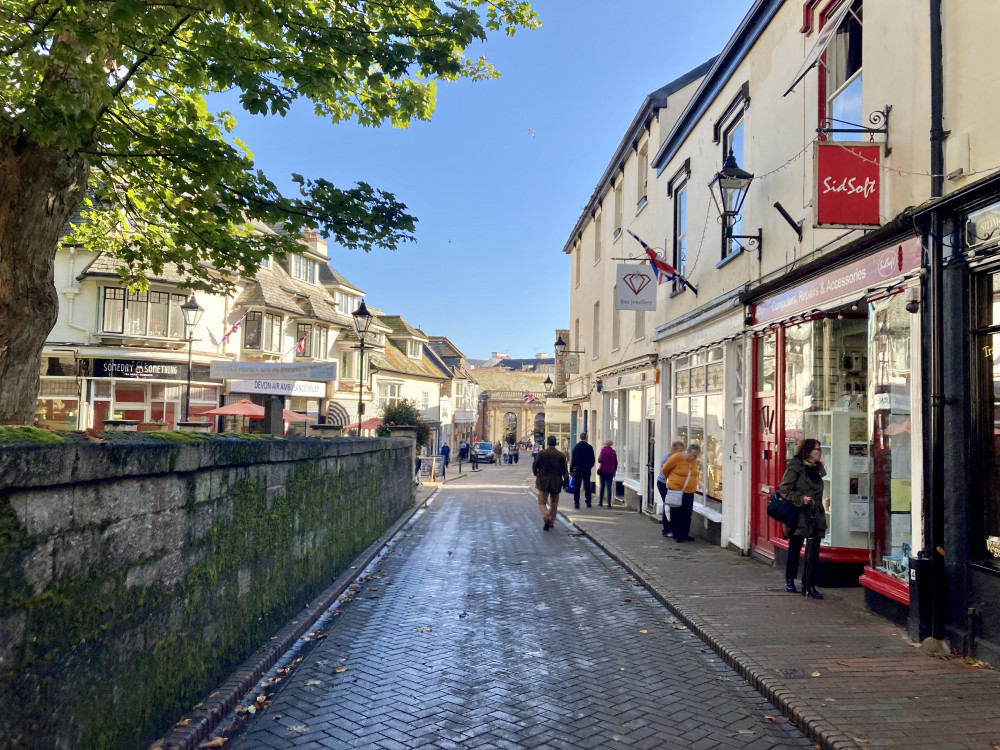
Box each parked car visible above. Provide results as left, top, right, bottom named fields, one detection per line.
left=474, top=442, right=495, bottom=463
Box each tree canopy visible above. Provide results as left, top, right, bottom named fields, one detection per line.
left=0, top=0, right=539, bottom=291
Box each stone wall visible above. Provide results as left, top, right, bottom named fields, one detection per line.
left=0, top=435, right=414, bottom=750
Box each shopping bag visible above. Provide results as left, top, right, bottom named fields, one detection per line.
left=664, top=489, right=684, bottom=507
left=767, top=491, right=800, bottom=525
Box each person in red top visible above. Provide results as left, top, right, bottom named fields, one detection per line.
left=596, top=439, right=618, bottom=508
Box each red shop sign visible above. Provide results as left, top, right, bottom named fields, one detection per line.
left=815, top=143, right=881, bottom=226
left=752, top=236, right=922, bottom=325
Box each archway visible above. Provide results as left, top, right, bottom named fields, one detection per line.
left=533, top=413, right=545, bottom=444
left=503, top=412, right=517, bottom=445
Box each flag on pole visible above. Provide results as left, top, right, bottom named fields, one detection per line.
left=294, top=330, right=310, bottom=356
left=626, top=230, right=698, bottom=295
left=221, top=310, right=249, bottom=344
left=524, top=393, right=537, bottom=403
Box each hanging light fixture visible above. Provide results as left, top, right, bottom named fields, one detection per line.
left=708, top=149, right=763, bottom=259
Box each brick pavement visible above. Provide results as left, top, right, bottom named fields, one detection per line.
left=215, top=464, right=812, bottom=750
left=559, top=486, right=1000, bottom=750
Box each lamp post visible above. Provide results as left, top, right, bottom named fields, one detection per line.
left=554, top=336, right=585, bottom=357
left=180, top=295, right=204, bottom=422
left=708, top=148, right=763, bottom=259
left=543, top=375, right=553, bottom=393
left=352, top=299, right=374, bottom=431
left=478, top=392, right=489, bottom=443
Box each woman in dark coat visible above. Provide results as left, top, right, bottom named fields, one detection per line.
left=778, top=438, right=828, bottom=598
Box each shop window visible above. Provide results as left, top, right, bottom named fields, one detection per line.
left=672, top=346, right=726, bottom=506
left=626, top=389, right=642, bottom=480
left=783, top=316, right=869, bottom=548
left=756, top=335, right=777, bottom=392
left=115, top=385, right=146, bottom=403
left=870, top=294, right=915, bottom=578
left=823, top=0, right=863, bottom=138
left=973, top=272, right=1000, bottom=567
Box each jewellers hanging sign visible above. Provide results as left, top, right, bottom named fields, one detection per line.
left=815, top=143, right=881, bottom=227
left=615, top=264, right=656, bottom=311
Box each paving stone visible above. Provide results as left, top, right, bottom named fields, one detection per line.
left=220, top=470, right=816, bottom=749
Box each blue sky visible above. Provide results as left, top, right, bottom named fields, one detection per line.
left=219, top=1, right=752, bottom=361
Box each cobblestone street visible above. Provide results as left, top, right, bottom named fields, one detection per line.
left=220, top=466, right=810, bottom=750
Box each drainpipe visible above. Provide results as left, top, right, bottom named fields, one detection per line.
left=927, top=0, right=946, bottom=643
left=63, top=247, right=91, bottom=338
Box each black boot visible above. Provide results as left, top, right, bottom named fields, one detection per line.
left=803, top=586, right=824, bottom=599
left=785, top=578, right=797, bottom=593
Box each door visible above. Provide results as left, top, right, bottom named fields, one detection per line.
left=751, top=331, right=783, bottom=558
left=645, top=419, right=656, bottom=513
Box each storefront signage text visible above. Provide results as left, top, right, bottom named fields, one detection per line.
left=92, top=358, right=186, bottom=380
left=815, top=143, right=882, bottom=226
left=753, top=236, right=922, bottom=325
left=615, top=264, right=656, bottom=311
left=229, top=379, right=326, bottom=397
left=966, top=201, right=1000, bottom=248
left=210, top=361, right=336, bottom=381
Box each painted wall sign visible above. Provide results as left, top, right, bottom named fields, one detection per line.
left=229, top=379, right=326, bottom=397
left=753, top=235, right=921, bottom=325
left=92, top=358, right=186, bottom=380
left=615, top=264, right=656, bottom=311
left=815, top=143, right=882, bottom=226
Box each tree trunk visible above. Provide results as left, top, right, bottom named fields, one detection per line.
left=0, top=136, right=88, bottom=425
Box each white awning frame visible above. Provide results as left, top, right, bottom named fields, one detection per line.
left=783, top=0, right=855, bottom=97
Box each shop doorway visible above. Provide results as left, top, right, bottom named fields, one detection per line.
left=752, top=331, right=782, bottom=558
left=645, top=419, right=656, bottom=513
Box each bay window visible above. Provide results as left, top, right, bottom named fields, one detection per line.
left=243, top=311, right=283, bottom=353
left=101, top=287, right=187, bottom=338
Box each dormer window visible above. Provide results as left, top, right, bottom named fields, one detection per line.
left=335, top=290, right=354, bottom=313
left=290, top=254, right=316, bottom=284
left=406, top=340, right=422, bottom=359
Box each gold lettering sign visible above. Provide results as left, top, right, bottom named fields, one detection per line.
left=987, top=536, right=1000, bottom=559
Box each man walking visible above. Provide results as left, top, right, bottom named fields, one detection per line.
left=533, top=435, right=568, bottom=531
left=441, top=442, right=451, bottom=468
left=570, top=432, right=596, bottom=509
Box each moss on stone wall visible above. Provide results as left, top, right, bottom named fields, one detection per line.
left=0, top=440, right=412, bottom=749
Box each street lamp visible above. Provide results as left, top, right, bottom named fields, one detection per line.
left=554, top=336, right=585, bottom=357
left=352, top=299, right=374, bottom=429
left=708, top=148, right=763, bottom=259
left=543, top=375, right=553, bottom=393
left=180, top=294, right=204, bottom=421
left=478, top=392, right=489, bottom=443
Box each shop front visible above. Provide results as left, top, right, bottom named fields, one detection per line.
left=654, top=296, right=746, bottom=545
left=748, top=235, right=922, bottom=601
left=600, top=359, right=657, bottom=512
left=37, top=353, right=222, bottom=431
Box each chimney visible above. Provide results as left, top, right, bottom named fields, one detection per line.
left=303, top=229, right=328, bottom=259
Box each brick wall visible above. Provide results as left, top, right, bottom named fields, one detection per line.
left=0, top=435, right=414, bottom=749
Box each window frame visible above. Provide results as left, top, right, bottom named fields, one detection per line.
left=819, top=0, right=863, bottom=137
left=294, top=323, right=313, bottom=359
left=100, top=286, right=187, bottom=338
left=613, top=180, right=623, bottom=240
left=668, top=162, right=691, bottom=296
left=592, top=301, right=600, bottom=358
left=636, top=141, right=649, bottom=212
left=290, top=254, right=317, bottom=284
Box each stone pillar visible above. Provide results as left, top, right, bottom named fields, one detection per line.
left=263, top=396, right=284, bottom=435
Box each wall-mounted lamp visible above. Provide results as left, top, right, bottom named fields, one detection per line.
left=708, top=149, right=763, bottom=260
left=543, top=375, right=553, bottom=393
left=554, top=336, right=585, bottom=356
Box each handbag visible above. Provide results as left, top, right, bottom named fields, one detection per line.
left=767, top=491, right=800, bottom=525
left=664, top=460, right=692, bottom=508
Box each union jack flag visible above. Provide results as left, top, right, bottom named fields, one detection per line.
left=294, top=330, right=309, bottom=355
left=524, top=393, right=537, bottom=403
left=627, top=230, right=698, bottom=295
left=221, top=310, right=249, bottom=344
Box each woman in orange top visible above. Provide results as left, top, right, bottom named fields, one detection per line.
left=661, top=443, right=701, bottom=542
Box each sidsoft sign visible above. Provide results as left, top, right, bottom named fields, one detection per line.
left=815, top=143, right=881, bottom=226
left=753, top=236, right=921, bottom=325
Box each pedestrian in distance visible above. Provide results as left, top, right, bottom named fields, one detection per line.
left=441, top=442, right=451, bottom=468
left=502, top=443, right=509, bottom=465
left=658, top=440, right=685, bottom=536
left=661, top=443, right=701, bottom=542
left=597, top=439, right=618, bottom=507
left=471, top=445, right=479, bottom=470
left=570, top=432, right=596, bottom=509
left=415, top=454, right=422, bottom=486
left=779, top=438, right=828, bottom=599
left=533, top=435, right=569, bottom=531
left=513, top=444, right=520, bottom=464
left=493, top=442, right=502, bottom=464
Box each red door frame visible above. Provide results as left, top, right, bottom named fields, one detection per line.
left=751, top=328, right=785, bottom=558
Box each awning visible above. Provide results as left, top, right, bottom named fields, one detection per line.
left=784, top=0, right=853, bottom=97
left=326, top=400, right=351, bottom=426
left=344, top=417, right=382, bottom=431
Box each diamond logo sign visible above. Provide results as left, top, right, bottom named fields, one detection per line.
left=616, top=264, right=656, bottom=311
left=623, top=272, right=651, bottom=296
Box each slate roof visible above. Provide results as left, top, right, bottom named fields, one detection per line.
left=375, top=341, right=446, bottom=380
left=379, top=315, right=428, bottom=340
left=319, top=263, right=364, bottom=293
left=77, top=252, right=192, bottom=285
left=234, top=263, right=353, bottom=327
left=427, top=337, right=464, bottom=360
